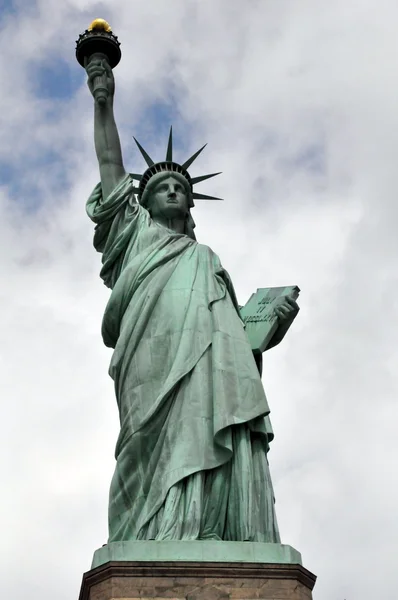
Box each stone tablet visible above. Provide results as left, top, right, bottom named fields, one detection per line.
left=240, top=286, right=300, bottom=354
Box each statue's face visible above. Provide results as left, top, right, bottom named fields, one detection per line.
left=148, top=176, right=189, bottom=220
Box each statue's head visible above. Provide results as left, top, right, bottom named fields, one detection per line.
left=141, top=171, right=196, bottom=239
left=131, top=128, right=223, bottom=240
left=142, top=172, right=190, bottom=217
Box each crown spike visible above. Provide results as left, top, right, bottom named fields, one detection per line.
left=181, top=144, right=207, bottom=170
left=192, top=192, right=223, bottom=201
left=133, top=137, right=155, bottom=167
left=165, top=126, right=173, bottom=162
left=191, top=172, right=222, bottom=185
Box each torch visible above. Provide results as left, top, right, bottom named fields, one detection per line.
left=76, top=18, right=121, bottom=106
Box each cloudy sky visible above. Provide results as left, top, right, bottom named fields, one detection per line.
left=1, top=0, right=397, bottom=598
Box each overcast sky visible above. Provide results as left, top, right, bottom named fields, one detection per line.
left=1, top=1, right=397, bottom=598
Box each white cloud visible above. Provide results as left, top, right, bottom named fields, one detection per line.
left=0, top=1, right=397, bottom=598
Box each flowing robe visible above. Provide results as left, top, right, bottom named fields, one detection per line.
left=87, top=174, right=280, bottom=542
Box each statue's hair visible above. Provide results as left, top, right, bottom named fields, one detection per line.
left=140, top=171, right=196, bottom=241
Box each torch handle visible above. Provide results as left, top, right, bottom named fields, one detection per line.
left=93, top=74, right=108, bottom=106
left=86, top=53, right=110, bottom=106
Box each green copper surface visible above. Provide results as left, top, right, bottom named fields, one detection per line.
left=91, top=541, right=303, bottom=569
left=84, top=52, right=300, bottom=545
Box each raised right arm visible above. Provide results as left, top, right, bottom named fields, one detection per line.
left=86, top=55, right=126, bottom=201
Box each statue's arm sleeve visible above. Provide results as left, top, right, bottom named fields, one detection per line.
left=86, top=172, right=139, bottom=254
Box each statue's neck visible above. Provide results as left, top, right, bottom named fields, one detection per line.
left=154, top=216, right=185, bottom=235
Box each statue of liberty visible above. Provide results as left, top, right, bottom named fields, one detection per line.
left=84, top=50, right=298, bottom=544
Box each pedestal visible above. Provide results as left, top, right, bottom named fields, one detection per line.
left=78, top=542, right=316, bottom=600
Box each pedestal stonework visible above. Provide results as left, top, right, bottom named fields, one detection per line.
left=78, top=542, right=316, bottom=600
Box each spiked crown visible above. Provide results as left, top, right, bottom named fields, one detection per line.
left=131, top=127, right=222, bottom=203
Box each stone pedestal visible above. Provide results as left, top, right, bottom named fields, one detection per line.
left=78, top=542, right=316, bottom=600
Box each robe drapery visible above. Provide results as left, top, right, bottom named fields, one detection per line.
left=87, top=174, right=280, bottom=542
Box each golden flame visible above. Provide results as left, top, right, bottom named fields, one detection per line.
left=88, top=18, right=112, bottom=32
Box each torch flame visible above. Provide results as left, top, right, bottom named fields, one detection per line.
left=88, top=19, right=112, bottom=32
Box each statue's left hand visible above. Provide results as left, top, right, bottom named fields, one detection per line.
left=274, top=294, right=299, bottom=323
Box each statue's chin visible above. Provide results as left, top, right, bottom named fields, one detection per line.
left=158, top=207, right=187, bottom=220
